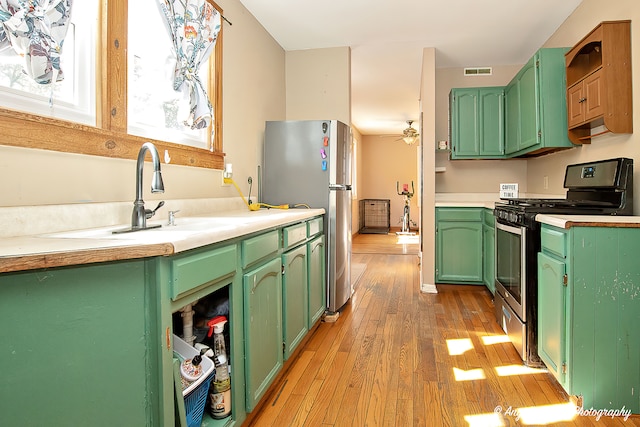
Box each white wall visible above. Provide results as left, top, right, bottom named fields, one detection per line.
left=421, top=48, right=436, bottom=291
left=359, top=135, right=418, bottom=230
left=285, top=47, right=351, bottom=126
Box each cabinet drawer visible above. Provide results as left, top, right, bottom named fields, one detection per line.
left=541, top=226, right=567, bottom=258
left=171, top=244, right=237, bottom=300
left=437, top=208, right=483, bottom=222
left=242, top=230, right=280, bottom=268
left=307, top=217, right=323, bottom=237
left=283, top=223, right=307, bottom=250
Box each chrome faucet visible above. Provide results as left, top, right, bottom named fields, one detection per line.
left=131, top=142, right=165, bottom=230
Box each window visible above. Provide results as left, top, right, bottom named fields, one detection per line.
left=0, top=1, right=97, bottom=125
left=128, top=0, right=216, bottom=150
left=0, top=0, right=224, bottom=170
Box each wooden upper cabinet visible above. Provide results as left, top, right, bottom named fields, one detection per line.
left=565, top=20, right=632, bottom=144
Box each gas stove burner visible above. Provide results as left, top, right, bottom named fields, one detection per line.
left=502, top=198, right=566, bottom=208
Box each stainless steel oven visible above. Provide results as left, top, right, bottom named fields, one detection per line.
left=493, top=211, right=541, bottom=366
left=495, top=222, right=526, bottom=319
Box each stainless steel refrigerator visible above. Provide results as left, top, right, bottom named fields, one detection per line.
left=262, top=119, right=352, bottom=314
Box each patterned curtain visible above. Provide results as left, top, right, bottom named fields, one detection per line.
left=0, top=0, right=73, bottom=84
left=157, top=0, right=221, bottom=132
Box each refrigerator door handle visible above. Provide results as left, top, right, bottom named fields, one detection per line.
left=329, top=184, right=352, bottom=190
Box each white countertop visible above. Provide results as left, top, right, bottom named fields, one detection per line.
left=536, top=214, right=640, bottom=229
left=435, top=193, right=499, bottom=209
left=0, top=208, right=324, bottom=273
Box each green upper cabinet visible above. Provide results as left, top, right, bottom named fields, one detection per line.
left=505, top=48, right=575, bottom=157
left=451, top=48, right=575, bottom=160
left=450, top=87, right=505, bottom=159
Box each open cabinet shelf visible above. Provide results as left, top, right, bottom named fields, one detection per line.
left=565, top=20, right=632, bottom=144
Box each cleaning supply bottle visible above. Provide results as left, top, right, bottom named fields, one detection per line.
left=207, top=316, right=231, bottom=419
left=179, top=351, right=204, bottom=382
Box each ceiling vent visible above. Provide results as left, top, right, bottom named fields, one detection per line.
left=464, top=67, right=493, bottom=76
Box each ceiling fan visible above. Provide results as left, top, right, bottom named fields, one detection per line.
left=382, top=120, right=420, bottom=145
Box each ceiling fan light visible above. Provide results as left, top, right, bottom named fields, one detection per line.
left=403, top=136, right=417, bottom=145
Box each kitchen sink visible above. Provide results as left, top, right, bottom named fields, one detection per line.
left=42, top=216, right=253, bottom=241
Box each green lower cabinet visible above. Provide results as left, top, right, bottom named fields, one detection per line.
left=436, top=208, right=484, bottom=284
left=282, top=244, right=308, bottom=360
left=482, top=209, right=495, bottom=293
left=243, top=257, right=283, bottom=412
left=307, top=234, right=326, bottom=328
left=0, top=260, right=163, bottom=426
left=537, top=251, right=566, bottom=384
left=538, top=224, right=640, bottom=412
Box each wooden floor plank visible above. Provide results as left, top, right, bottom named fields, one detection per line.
left=247, top=233, right=640, bottom=426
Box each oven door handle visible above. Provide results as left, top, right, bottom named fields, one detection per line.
left=496, top=221, right=524, bottom=235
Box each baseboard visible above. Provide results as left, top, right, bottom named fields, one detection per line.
left=421, top=283, right=438, bottom=294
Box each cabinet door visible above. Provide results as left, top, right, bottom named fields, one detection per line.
left=307, top=235, right=326, bottom=328
left=243, top=258, right=283, bottom=412
left=537, top=252, right=566, bottom=385
left=436, top=220, right=483, bottom=283
left=282, top=244, right=308, bottom=360
left=518, top=57, right=538, bottom=150
left=584, top=70, right=603, bottom=122
left=567, top=82, right=585, bottom=128
left=479, top=88, right=505, bottom=156
left=450, top=89, right=480, bottom=157
left=504, top=81, right=519, bottom=155
left=482, top=223, right=495, bottom=294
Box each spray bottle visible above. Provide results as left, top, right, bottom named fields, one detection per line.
left=207, top=316, right=231, bottom=419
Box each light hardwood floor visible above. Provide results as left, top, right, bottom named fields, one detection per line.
left=245, top=233, right=639, bottom=426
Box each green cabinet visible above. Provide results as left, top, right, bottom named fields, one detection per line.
left=282, top=243, right=308, bottom=360
left=0, top=214, right=325, bottom=425
left=243, top=257, right=283, bottom=412
left=435, top=208, right=484, bottom=284
left=0, top=260, right=164, bottom=426
left=450, top=48, right=575, bottom=160
left=537, top=251, right=566, bottom=382
left=538, top=224, right=640, bottom=412
left=505, top=48, right=575, bottom=157
left=450, top=87, right=505, bottom=159
left=482, top=209, right=495, bottom=293
left=307, top=234, right=326, bottom=328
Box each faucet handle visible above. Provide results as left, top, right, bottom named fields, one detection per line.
left=145, top=201, right=165, bottom=219
left=168, top=210, right=180, bottom=226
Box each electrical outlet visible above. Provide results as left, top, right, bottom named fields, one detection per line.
left=221, top=163, right=232, bottom=186
left=543, top=175, right=549, bottom=190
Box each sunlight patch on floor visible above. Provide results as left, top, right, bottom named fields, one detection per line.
left=480, top=334, right=511, bottom=345
left=453, top=367, right=486, bottom=381
left=447, top=338, right=474, bottom=355
left=495, top=364, right=547, bottom=377
left=396, top=234, right=419, bottom=244
left=516, top=402, right=577, bottom=424
left=464, top=412, right=506, bottom=427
